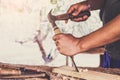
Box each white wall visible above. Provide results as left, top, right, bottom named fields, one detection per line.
left=0, top=0, right=102, bottom=67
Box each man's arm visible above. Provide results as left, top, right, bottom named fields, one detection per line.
left=66, top=0, right=105, bottom=22
left=78, top=15, right=120, bottom=53
left=86, top=0, right=105, bottom=10
left=53, top=15, right=120, bottom=56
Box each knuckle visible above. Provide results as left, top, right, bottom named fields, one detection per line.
left=58, top=33, right=63, bottom=37
left=57, top=47, right=60, bottom=51
left=52, top=36, right=56, bottom=41
left=71, top=4, right=75, bottom=8
left=68, top=4, right=76, bottom=13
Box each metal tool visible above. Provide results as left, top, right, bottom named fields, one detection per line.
left=48, top=10, right=90, bottom=21
left=48, top=10, right=79, bottom=72
left=70, top=56, right=79, bottom=72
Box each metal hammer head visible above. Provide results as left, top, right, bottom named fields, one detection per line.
left=48, top=9, right=56, bottom=24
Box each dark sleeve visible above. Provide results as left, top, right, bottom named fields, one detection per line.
left=100, top=0, right=120, bottom=24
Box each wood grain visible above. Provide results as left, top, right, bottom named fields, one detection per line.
left=52, top=66, right=120, bottom=80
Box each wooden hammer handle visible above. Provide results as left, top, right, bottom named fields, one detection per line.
left=53, top=26, right=61, bottom=34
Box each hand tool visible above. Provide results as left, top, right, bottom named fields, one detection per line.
left=70, top=56, right=79, bottom=72
left=48, top=10, right=79, bottom=72
left=48, top=10, right=90, bottom=21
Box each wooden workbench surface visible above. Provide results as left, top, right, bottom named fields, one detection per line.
left=0, top=62, right=120, bottom=80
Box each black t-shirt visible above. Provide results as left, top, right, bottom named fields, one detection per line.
left=100, top=0, right=120, bottom=60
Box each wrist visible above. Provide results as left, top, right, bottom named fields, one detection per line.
left=76, top=38, right=87, bottom=53
left=77, top=35, right=94, bottom=53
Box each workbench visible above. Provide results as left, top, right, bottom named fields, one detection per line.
left=0, top=62, right=120, bottom=80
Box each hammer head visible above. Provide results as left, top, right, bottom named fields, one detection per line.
left=48, top=10, right=56, bottom=24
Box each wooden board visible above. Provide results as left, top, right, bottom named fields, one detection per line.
left=0, top=62, right=120, bottom=80
left=52, top=66, right=120, bottom=80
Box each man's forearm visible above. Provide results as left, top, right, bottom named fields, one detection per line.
left=78, top=15, right=120, bottom=53
left=86, top=0, right=105, bottom=10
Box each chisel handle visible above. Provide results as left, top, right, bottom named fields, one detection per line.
left=53, top=26, right=61, bottom=34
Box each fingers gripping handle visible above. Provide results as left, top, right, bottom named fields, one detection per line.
left=53, top=26, right=79, bottom=72
left=69, top=11, right=90, bottom=19
left=53, top=26, right=61, bottom=34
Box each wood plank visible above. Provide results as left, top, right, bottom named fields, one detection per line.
left=0, top=74, right=46, bottom=79
left=0, top=78, right=47, bottom=80
left=25, top=78, right=48, bottom=80
left=52, top=66, right=120, bottom=80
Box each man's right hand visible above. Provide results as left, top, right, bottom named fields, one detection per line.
left=53, top=33, right=82, bottom=56
left=67, top=1, right=91, bottom=22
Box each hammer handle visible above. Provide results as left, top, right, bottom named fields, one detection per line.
left=69, top=11, right=90, bottom=19
left=55, top=11, right=90, bottom=20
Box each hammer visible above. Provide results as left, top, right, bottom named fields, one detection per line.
left=48, top=10, right=90, bottom=72
left=48, top=10, right=90, bottom=22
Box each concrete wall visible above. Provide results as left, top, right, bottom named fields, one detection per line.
left=0, top=0, right=102, bottom=67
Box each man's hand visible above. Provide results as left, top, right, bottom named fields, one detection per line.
left=53, top=33, right=81, bottom=56
left=67, top=1, right=90, bottom=22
